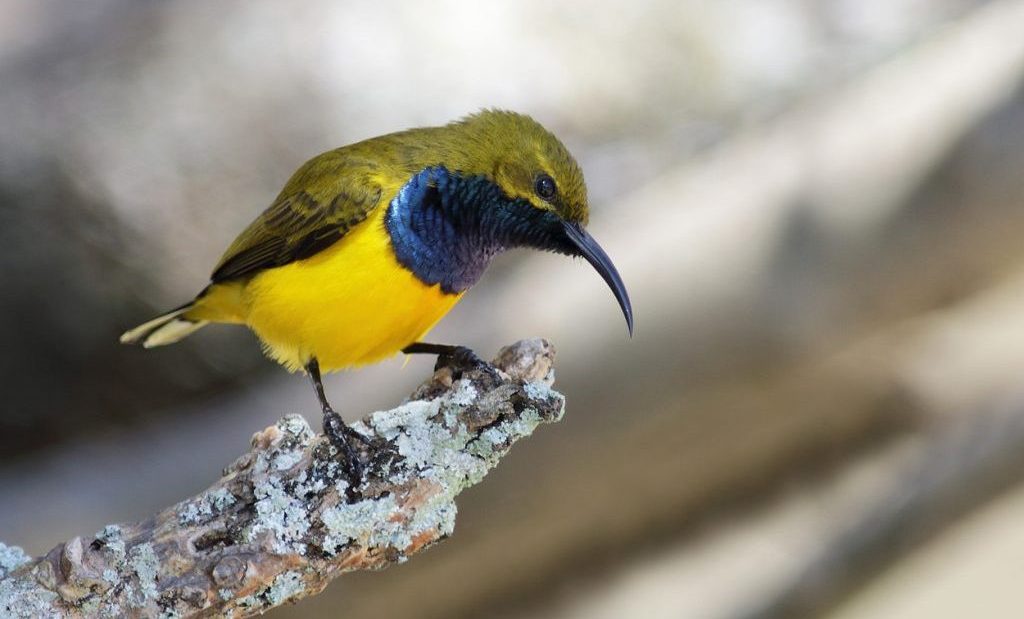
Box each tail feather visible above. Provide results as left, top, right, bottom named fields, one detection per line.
left=120, top=303, right=209, bottom=348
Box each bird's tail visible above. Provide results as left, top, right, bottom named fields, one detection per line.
left=120, top=302, right=209, bottom=348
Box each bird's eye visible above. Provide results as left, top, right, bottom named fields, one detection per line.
left=534, top=174, right=557, bottom=201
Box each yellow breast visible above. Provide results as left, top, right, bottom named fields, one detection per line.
left=238, top=206, right=462, bottom=372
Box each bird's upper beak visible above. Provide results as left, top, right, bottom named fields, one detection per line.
left=561, top=221, right=634, bottom=336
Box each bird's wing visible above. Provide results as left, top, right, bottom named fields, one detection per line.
left=210, top=151, right=385, bottom=283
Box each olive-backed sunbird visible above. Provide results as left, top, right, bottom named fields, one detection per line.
left=121, top=110, right=633, bottom=479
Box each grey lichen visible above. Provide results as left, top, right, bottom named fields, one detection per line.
left=95, top=524, right=126, bottom=558
left=321, top=495, right=401, bottom=553
left=0, top=576, right=59, bottom=618
left=0, top=543, right=29, bottom=579
left=103, top=568, right=119, bottom=585
left=524, top=379, right=555, bottom=401
left=368, top=377, right=486, bottom=481
left=318, top=368, right=563, bottom=560
left=402, top=489, right=458, bottom=548
left=235, top=593, right=260, bottom=611
left=129, top=543, right=160, bottom=603
left=250, top=474, right=311, bottom=554
left=178, top=487, right=237, bottom=525
left=246, top=416, right=318, bottom=554
left=280, top=414, right=313, bottom=439
left=0, top=543, right=51, bottom=619
left=371, top=399, right=444, bottom=468
left=231, top=570, right=306, bottom=615
left=88, top=523, right=132, bottom=604
left=272, top=449, right=303, bottom=471
left=208, top=487, right=237, bottom=511
left=266, top=570, right=305, bottom=605
left=449, top=380, right=480, bottom=406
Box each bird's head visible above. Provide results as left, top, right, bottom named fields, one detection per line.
left=443, top=110, right=633, bottom=335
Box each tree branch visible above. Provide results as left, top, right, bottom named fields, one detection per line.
left=0, top=339, right=563, bottom=618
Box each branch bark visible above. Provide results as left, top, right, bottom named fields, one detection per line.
left=0, top=339, right=563, bottom=618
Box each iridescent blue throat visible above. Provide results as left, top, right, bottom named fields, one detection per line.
left=385, top=166, right=565, bottom=294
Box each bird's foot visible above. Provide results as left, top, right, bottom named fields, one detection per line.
left=322, top=408, right=365, bottom=489
left=403, top=342, right=502, bottom=383
left=438, top=346, right=502, bottom=382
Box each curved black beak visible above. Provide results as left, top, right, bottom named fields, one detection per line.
left=562, top=221, right=634, bottom=336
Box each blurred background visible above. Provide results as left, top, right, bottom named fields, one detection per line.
left=3, top=0, right=1024, bottom=617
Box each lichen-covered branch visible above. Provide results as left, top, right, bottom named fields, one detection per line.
left=0, top=339, right=564, bottom=618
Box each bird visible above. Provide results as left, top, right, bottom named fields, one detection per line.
left=121, top=109, right=633, bottom=481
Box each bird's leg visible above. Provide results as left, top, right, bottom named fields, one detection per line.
left=305, top=357, right=364, bottom=484
left=402, top=342, right=500, bottom=380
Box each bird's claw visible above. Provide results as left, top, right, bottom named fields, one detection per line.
left=322, top=408, right=365, bottom=487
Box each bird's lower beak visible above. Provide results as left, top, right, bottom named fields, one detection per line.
left=562, top=221, right=634, bottom=336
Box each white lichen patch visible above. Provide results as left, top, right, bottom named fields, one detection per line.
left=235, top=593, right=260, bottom=610
left=429, top=436, right=488, bottom=487
left=394, top=426, right=435, bottom=470
left=501, top=408, right=545, bottom=442
left=320, top=495, right=400, bottom=553
left=395, top=418, right=452, bottom=471
left=369, top=399, right=440, bottom=439
left=292, top=469, right=327, bottom=496
left=320, top=487, right=457, bottom=556
left=129, top=543, right=160, bottom=603
left=266, top=571, right=305, bottom=605
left=449, top=380, right=479, bottom=406
left=480, top=426, right=506, bottom=446
left=349, top=419, right=373, bottom=436
left=208, top=487, right=237, bottom=511
left=95, top=524, right=127, bottom=561
left=0, top=542, right=29, bottom=578
left=279, top=415, right=314, bottom=441
left=524, top=380, right=554, bottom=401
left=369, top=379, right=484, bottom=474
left=244, top=418, right=321, bottom=554
left=249, top=474, right=310, bottom=554
left=178, top=487, right=238, bottom=525
left=178, top=503, right=203, bottom=525
left=268, top=418, right=312, bottom=471
left=96, top=524, right=123, bottom=544
left=402, top=490, right=458, bottom=549
left=0, top=577, right=59, bottom=618
left=229, top=570, right=306, bottom=614
left=466, top=408, right=548, bottom=472
left=272, top=449, right=303, bottom=472
left=434, top=502, right=457, bottom=538
left=369, top=398, right=456, bottom=474
left=103, top=568, right=119, bottom=585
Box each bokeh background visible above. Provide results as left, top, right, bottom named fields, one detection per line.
left=3, top=1, right=1024, bottom=617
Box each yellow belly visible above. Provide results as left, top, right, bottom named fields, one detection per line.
left=234, top=207, right=462, bottom=372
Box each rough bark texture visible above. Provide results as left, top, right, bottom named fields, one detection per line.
left=0, top=339, right=563, bottom=618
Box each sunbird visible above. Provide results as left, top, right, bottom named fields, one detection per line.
left=121, top=110, right=632, bottom=479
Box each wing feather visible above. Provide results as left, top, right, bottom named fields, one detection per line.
left=210, top=152, right=384, bottom=283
